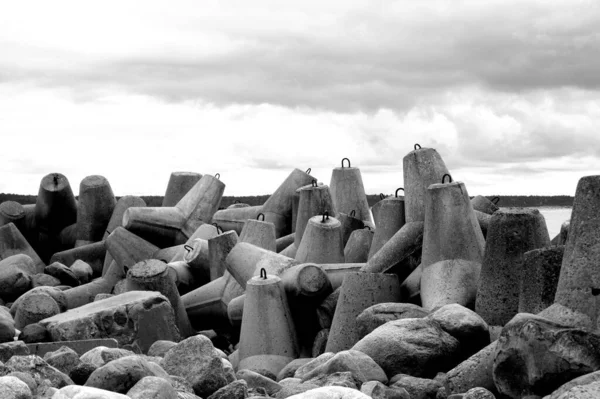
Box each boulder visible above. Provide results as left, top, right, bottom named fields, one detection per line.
left=20, top=323, right=48, bottom=344
left=237, top=368, right=282, bottom=396
left=84, top=355, right=170, bottom=394
left=0, top=375, right=32, bottom=399
left=127, top=376, right=178, bottom=399
left=294, top=354, right=335, bottom=380
left=70, top=260, right=93, bottom=285
left=160, top=334, right=228, bottom=398
left=43, top=346, right=81, bottom=375
left=31, top=273, right=61, bottom=288
left=544, top=370, right=600, bottom=399
left=361, top=380, right=410, bottom=399
left=44, top=262, right=80, bottom=287
left=298, top=350, right=387, bottom=385
left=444, top=341, right=498, bottom=395
left=40, top=291, right=181, bottom=353
left=10, top=286, right=67, bottom=317
left=69, top=362, right=97, bottom=385
left=0, top=255, right=36, bottom=301
left=51, top=385, right=130, bottom=398
left=464, top=387, right=496, bottom=399
left=79, top=347, right=135, bottom=368
left=0, top=341, right=30, bottom=363
left=4, top=354, right=73, bottom=389
left=147, top=340, right=177, bottom=357
left=286, top=386, right=371, bottom=398
left=0, top=307, right=16, bottom=343
left=352, top=318, right=461, bottom=378
left=494, top=314, right=600, bottom=398
left=390, top=374, right=445, bottom=399
left=14, top=292, right=60, bottom=330
left=356, top=303, right=429, bottom=339
left=207, top=379, right=248, bottom=399
left=278, top=358, right=312, bottom=382
left=304, top=371, right=361, bottom=390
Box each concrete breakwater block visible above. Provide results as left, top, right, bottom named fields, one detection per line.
left=39, top=290, right=181, bottom=353
left=75, top=175, right=116, bottom=248
left=0, top=222, right=46, bottom=273
left=329, top=158, right=373, bottom=225
left=368, top=191, right=405, bottom=259
left=162, top=171, right=202, bottom=207
left=295, top=213, right=345, bottom=264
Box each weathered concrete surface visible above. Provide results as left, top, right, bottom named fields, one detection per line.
left=519, top=245, right=564, bottom=314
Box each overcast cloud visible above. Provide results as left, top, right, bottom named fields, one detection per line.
left=1, top=0, right=599, bottom=196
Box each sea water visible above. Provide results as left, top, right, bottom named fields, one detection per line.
left=531, top=206, right=572, bottom=239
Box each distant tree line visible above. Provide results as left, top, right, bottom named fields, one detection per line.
left=0, top=193, right=574, bottom=208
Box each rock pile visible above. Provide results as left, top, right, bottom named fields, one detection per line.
left=0, top=146, right=592, bottom=399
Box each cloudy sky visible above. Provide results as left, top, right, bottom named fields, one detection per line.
left=1, top=0, right=599, bottom=197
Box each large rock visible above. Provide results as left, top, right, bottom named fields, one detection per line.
left=361, top=381, right=410, bottom=399
left=0, top=255, right=36, bottom=302
left=39, top=291, right=181, bottom=353
left=286, top=386, right=371, bottom=398
left=427, top=303, right=490, bottom=360
left=127, top=376, right=178, bottom=399
left=493, top=314, right=600, bottom=398
left=160, top=335, right=228, bottom=398
left=52, top=385, right=130, bottom=398
left=84, top=355, right=169, bottom=394
left=3, top=354, right=73, bottom=389
left=298, top=350, right=387, bottom=385
left=0, top=341, right=29, bottom=363
left=207, top=379, right=248, bottom=399
left=352, top=318, right=460, bottom=378
left=390, top=374, right=445, bottom=399
left=0, top=375, right=32, bottom=399
left=43, top=346, right=81, bottom=375
left=356, top=303, right=429, bottom=339
left=14, top=292, right=60, bottom=330
left=236, top=369, right=282, bottom=396
left=0, top=306, right=16, bottom=344
left=303, top=371, right=361, bottom=390
left=79, top=347, right=135, bottom=368
left=147, top=340, right=177, bottom=357
left=444, top=341, right=498, bottom=395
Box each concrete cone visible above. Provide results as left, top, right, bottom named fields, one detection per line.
left=105, top=227, right=159, bottom=272
left=420, top=178, right=485, bottom=310
left=361, top=221, right=424, bottom=283
left=295, top=213, right=345, bottom=264
left=329, top=158, right=373, bottom=225
left=403, top=144, right=450, bottom=223
left=33, top=173, right=78, bottom=261
left=182, top=270, right=244, bottom=330
left=0, top=201, right=25, bottom=229
left=344, top=227, right=374, bottom=263
left=554, top=176, right=600, bottom=327
left=261, top=168, right=315, bottom=238
left=0, top=223, right=45, bottom=273
left=162, top=171, right=202, bottom=207
left=123, top=174, right=225, bottom=247
left=471, top=195, right=500, bottom=215
left=211, top=205, right=263, bottom=236
left=58, top=223, right=77, bottom=250
left=50, top=241, right=106, bottom=277
left=239, top=213, right=277, bottom=252
left=519, top=245, right=564, bottom=314
left=101, top=196, right=146, bottom=276
left=337, top=211, right=365, bottom=248
left=475, top=208, right=550, bottom=325
left=126, top=259, right=194, bottom=337
left=208, top=230, right=238, bottom=281
left=238, top=269, right=299, bottom=375
left=370, top=193, right=392, bottom=226
left=368, top=189, right=406, bottom=259
left=75, top=175, right=116, bottom=247
left=325, top=272, right=400, bottom=352
left=292, top=181, right=336, bottom=255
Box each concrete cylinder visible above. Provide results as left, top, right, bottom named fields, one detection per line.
left=162, top=171, right=202, bottom=207
left=58, top=223, right=77, bottom=249
left=337, top=211, right=365, bottom=248
left=475, top=208, right=550, bottom=326
left=294, top=182, right=336, bottom=250
left=50, top=241, right=106, bottom=277
left=329, top=158, right=373, bottom=225
left=208, top=230, right=238, bottom=281
left=403, top=145, right=450, bottom=223
left=239, top=215, right=277, bottom=252
left=276, top=233, right=295, bottom=253
left=368, top=195, right=406, bottom=259
left=126, top=259, right=194, bottom=338
left=325, top=272, right=400, bottom=352
left=321, top=263, right=364, bottom=291
left=105, top=227, right=159, bottom=272
left=227, top=294, right=245, bottom=328
left=471, top=195, right=500, bottom=215
left=554, top=177, right=600, bottom=327
left=14, top=292, right=60, bottom=329
left=344, top=228, right=373, bottom=263
left=75, top=175, right=116, bottom=247
left=238, top=272, right=299, bottom=375
left=361, top=221, right=424, bottom=281
left=177, top=174, right=226, bottom=237
left=261, top=168, right=315, bottom=238
left=183, top=238, right=211, bottom=285
left=295, top=214, right=344, bottom=264
left=211, top=205, right=263, bottom=236
left=420, top=180, right=485, bottom=310
left=519, top=246, right=564, bottom=314
left=0, top=201, right=25, bottom=229
left=167, top=260, right=195, bottom=294
left=0, top=223, right=45, bottom=273
left=182, top=271, right=244, bottom=331
left=278, top=263, right=332, bottom=299
left=123, top=206, right=187, bottom=248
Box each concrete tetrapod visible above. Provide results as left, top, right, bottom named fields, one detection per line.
left=260, top=168, right=315, bottom=238
left=420, top=179, right=485, bottom=310
left=62, top=260, right=125, bottom=309
left=208, top=230, right=239, bottom=281
left=34, top=173, right=78, bottom=261
left=325, top=272, right=400, bottom=353
left=361, top=221, right=424, bottom=284
left=101, top=196, right=146, bottom=276
left=337, top=211, right=365, bottom=248
left=403, top=144, right=450, bottom=223
left=554, top=175, right=600, bottom=328
left=0, top=222, right=45, bottom=273
left=329, top=158, right=373, bottom=225
left=295, top=213, right=345, bottom=264
left=105, top=227, right=159, bottom=272
left=50, top=241, right=106, bottom=277
left=276, top=233, right=295, bottom=253
left=368, top=190, right=406, bottom=259
left=123, top=174, right=225, bottom=247
left=153, top=223, right=221, bottom=266
left=344, top=228, right=374, bottom=263
left=125, top=259, right=194, bottom=338
left=238, top=270, right=300, bottom=376
left=519, top=245, right=564, bottom=314
left=211, top=205, right=263, bottom=236
left=475, top=208, right=550, bottom=326
left=321, top=263, right=364, bottom=291
left=239, top=214, right=277, bottom=252
left=0, top=201, right=25, bottom=229
left=75, top=175, right=116, bottom=247
left=471, top=195, right=500, bottom=215
left=162, top=171, right=202, bottom=207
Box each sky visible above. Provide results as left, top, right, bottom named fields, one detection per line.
left=1, top=0, right=599, bottom=197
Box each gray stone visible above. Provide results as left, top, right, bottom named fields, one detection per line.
left=4, top=354, right=73, bottom=389
left=160, top=334, right=228, bottom=398
left=84, top=355, right=170, bottom=394
left=0, top=255, right=35, bottom=302
left=69, top=362, right=97, bottom=385
left=464, top=387, right=495, bottom=399
left=299, top=350, right=387, bottom=385
left=14, top=292, right=60, bottom=330
left=278, top=358, right=312, bottom=382
left=79, top=347, right=135, bottom=368
left=207, top=379, right=248, bottom=399
left=127, top=376, right=178, bottom=399
left=444, top=341, right=498, bottom=395
left=0, top=375, right=32, bottom=399
left=352, top=318, right=461, bottom=378
left=28, top=339, right=119, bottom=358
left=356, top=302, right=429, bottom=339
left=361, top=380, right=410, bottom=399
left=544, top=370, right=600, bottom=399
left=70, top=260, right=93, bottom=285
left=237, top=369, right=282, bottom=396
left=390, top=374, right=445, bottom=399
left=147, top=340, right=177, bottom=357
left=0, top=341, right=29, bottom=363
left=51, top=385, right=130, bottom=398
left=285, top=386, right=371, bottom=398
left=0, top=307, right=16, bottom=344
left=44, top=262, right=80, bottom=287
left=43, top=346, right=81, bottom=375
left=31, top=273, right=61, bottom=288
left=519, top=246, right=564, bottom=314
left=294, top=354, right=335, bottom=380
left=20, top=323, right=49, bottom=344
left=303, top=371, right=360, bottom=390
